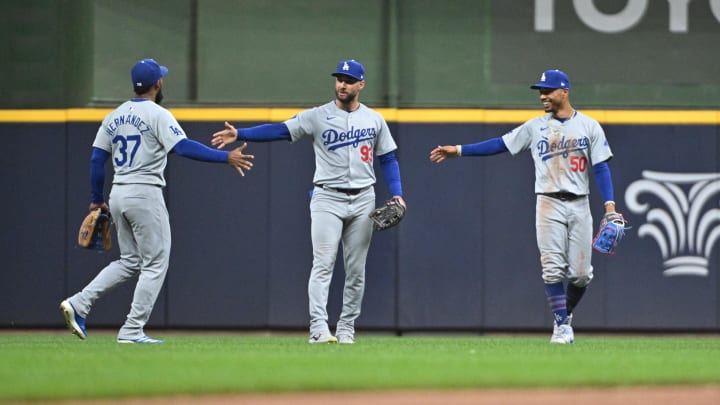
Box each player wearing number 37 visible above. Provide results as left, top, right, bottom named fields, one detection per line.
left=430, top=69, right=619, bottom=344
left=60, top=58, right=254, bottom=344
left=212, top=60, right=406, bottom=345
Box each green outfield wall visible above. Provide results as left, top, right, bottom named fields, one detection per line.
left=2, top=0, right=719, bottom=109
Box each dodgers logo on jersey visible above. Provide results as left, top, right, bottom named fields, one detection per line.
left=169, top=125, right=184, bottom=137
left=322, top=126, right=377, bottom=151
left=537, top=136, right=589, bottom=161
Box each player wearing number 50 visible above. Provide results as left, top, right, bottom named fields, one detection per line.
left=430, top=69, right=617, bottom=344
left=60, top=58, right=254, bottom=344
left=212, top=60, right=406, bottom=345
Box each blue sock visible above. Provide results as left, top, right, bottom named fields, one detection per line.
left=545, top=282, right=568, bottom=326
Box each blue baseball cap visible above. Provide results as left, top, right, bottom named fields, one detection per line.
left=131, top=58, right=168, bottom=88
left=331, top=59, right=365, bottom=81
left=530, top=69, right=571, bottom=89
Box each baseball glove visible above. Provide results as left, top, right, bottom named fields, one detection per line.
left=369, top=198, right=406, bottom=231
left=78, top=208, right=113, bottom=251
left=592, top=212, right=627, bottom=254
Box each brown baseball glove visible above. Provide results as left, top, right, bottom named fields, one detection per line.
left=78, top=207, right=113, bottom=251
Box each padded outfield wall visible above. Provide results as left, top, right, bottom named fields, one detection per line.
left=0, top=109, right=718, bottom=332
left=2, top=0, right=719, bottom=109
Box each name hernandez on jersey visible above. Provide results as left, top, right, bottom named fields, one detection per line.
left=101, top=113, right=151, bottom=137
left=93, top=100, right=187, bottom=187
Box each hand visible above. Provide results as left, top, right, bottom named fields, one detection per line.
left=429, top=145, right=459, bottom=163
left=603, top=211, right=626, bottom=225
left=392, top=196, right=407, bottom=209
left=227, top=142, right=254, bottom=176
left=212, top=121, right=239, bottom=150
left=604, top=200, right=616, bottom=214
left=89, top=202, right=109, bottom=212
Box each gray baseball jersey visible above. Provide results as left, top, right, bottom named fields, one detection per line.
left=284, top=100, right=397, bottom=341
left=502, top=111, right=612, bottom=195
left=69, top=98, right=185, bottom=341
left=284, top=100, right=397, bottom=188
left=93, top=99, right=187, bottom=186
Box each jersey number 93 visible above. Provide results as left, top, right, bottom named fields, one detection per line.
left=360, top=145, right=373, bottom=163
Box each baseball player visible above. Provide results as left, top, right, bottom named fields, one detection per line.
left=430, top=69, right=617, bottom=344
left=211, top=59, right=406, bottom=344
left=60, top=58, right=254, bottom=344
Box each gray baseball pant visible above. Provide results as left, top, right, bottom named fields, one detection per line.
left=536, top=194, right=594, bottom=287
left=67, top=184, right=171, bottom=340
left=308, top=186, right=375, bottom=337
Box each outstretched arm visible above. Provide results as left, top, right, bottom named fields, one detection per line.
left=212, top=121, right=291, bottom=149
left=429, top=137, right=508, bottom=163
left=173, top=138, right=254, bottom=176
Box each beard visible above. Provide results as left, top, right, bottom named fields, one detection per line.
left=543, top=99, right=560, bottom=113
left=335, top=89, right=357, bottom=104
left=155, top=88, right=164, bottom=105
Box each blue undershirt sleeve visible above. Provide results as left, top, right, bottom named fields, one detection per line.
left=592, top=161, right=615, bottom=202
left=378, top=151, right=403, bottom=197
left=461, top=137, right=509, bottom=156
left=172, top=138, right=229, bottom=163
left=237, top=123, right=291, bottom=142
left=90, top=147, right=110, bottom=204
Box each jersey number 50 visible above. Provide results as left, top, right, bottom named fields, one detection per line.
left=570, top=156, right=587, bottom=172
left=112, top=134, right=142, bottom=167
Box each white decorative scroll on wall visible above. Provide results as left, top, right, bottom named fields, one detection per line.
left=625, top=171, right=720, bottom=277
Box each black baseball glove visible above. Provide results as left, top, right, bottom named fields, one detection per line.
left=369, top=198, right=406, bottom=231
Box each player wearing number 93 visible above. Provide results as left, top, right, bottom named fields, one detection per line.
left=60, top=58, right=254, bottom=344
left=430, top=69, right=618, bottom=344
left=212, top=59, right=406, bottom=345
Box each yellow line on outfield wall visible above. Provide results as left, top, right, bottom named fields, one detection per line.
left=0, top=108, right=718, bottom=124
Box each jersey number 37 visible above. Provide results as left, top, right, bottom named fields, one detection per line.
left=113, top=134, right=142, bottom=167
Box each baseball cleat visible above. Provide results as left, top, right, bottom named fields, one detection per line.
left=117, top=335, right=164, bottom=344
left=550, top=324, right=575, bottom=344
left=552, top=313, right=573, bottom=336
left=60, top=300, right=87, bottom=340
left=337, top=335, right=355, bottom=344
left=308, top=332, right=338, bottom=344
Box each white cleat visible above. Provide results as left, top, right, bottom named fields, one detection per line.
left=60, top=300, right=87, bottom=340
left=337, top=335, right=355, bottom=344
left=117, top=335, right=164, bottom=344
left=552, top=314, right=573, bottom=336
left=550, top=324, right=575, bottom=344
left=308, top=332, right=338, bottom=344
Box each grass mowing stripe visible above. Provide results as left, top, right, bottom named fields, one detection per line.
left=1, top=335, right=719, bottom=401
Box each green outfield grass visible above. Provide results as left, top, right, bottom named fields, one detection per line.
left=1, top=333, right=719, bottom=401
